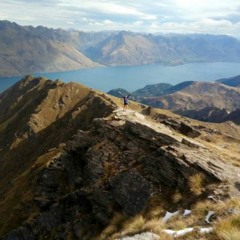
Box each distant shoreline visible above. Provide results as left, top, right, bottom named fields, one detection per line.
left=1, top=62, right=240, bottom=94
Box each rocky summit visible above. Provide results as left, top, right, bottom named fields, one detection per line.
left=0, top=76, right=239, bottom=239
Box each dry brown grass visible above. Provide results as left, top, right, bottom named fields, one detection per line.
left=143, top=217, right=165, bottom=235
left=188, top=173, right=205, bottom=196
left=171, top=191, right=183, bottom=203
left=95, top=198, right=240, bottom=240
left=143, top=195, right=165, bottom=219
left=121, top=214, right=146, bottom=236
left=193, top=200, right=214, bottom=216
left=144, top=206, right=165, bottom=220
left=165, top=214, right=187, bottom=230
left=99, top=225, right=118, bottom=240
left=214, top=215, right=240, bottom=240
left=176, top=230, right=216, bottom=240
left=0, top=171, right=38, bottom=235
left=194, top=198, right=240, bottom=217
left=96, top=212, right=127, bottom=240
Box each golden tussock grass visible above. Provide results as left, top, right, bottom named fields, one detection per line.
left=176, top=230, right=216, bottom=240
left=144, top=206, right=165, bottom=220
left=96, top=212, right=126, bottom=240
left=171, top=191, right=183, bottom=203
left=188, top=173, right=205, bottom=196
left=214, top=214, right=240, bottom=240
left=193, top=200, right=214, bottom=216
left=120, top=214, right=146, bottom=236
left=111, top=212, right=127, bottom=228
left=98, top=225, right=118, bottom=240
left=143, top=195, right=165, bottom=219
left=165, top=215, right=187, bottom=230
left=143, top=217, right=165, bottom=235
left=96, top=198, right=240, bottom=240
left=194, top=198, right=240, bottom=218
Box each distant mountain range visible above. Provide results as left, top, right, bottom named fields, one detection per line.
left=0, top=21, right=100, bottom=77
left=1, top=20, right=240, bottom=76
left=108, top=75, right=240, bottom=124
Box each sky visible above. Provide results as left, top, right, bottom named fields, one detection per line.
left=1, top=0, right=240, bottom=35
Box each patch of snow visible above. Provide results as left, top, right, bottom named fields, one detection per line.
left=163, top=228, right=194, bottom=237
left=183, top=209, right=192, bottom=216
left=175, top=228, right=194, bottom=237
left=163, top=227, right=213, bottom=237
left=205, top=211, right=215, bottom=224
left=162, top=211, right=179, bottom=222
left=117, top=232, right=159, bottom=240
left=162, top=229, right=175, bottom=235
left=199, top=227, right=213, bottom=234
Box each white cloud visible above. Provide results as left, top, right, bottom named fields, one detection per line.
left=173, top=0, right=240, bottom=20
left=0, top=0, right=240, bottom=35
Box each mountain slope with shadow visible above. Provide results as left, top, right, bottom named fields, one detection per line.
left=0, top=77, right=239, bottom=239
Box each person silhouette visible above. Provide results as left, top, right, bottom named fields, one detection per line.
left=119, top=92, right=130, bottom=111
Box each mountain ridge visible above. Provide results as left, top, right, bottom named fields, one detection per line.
left=0, top=77, right=239, bottom=239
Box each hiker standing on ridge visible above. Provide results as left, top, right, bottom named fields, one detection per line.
left=119, top=92, right=130, bottom=111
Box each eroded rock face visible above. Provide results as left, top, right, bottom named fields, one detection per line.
left=160, top=119, right=201, bottom=138
left=110, top=170, right=151, bottom=215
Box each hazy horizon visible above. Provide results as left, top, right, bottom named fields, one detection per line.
left=1, top=0, right=240, bottom=36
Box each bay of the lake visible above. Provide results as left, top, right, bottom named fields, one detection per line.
left=1, top=62, right=240, bottom=93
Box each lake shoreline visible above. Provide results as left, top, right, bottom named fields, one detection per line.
left=1, top=62, right=240, bottom=93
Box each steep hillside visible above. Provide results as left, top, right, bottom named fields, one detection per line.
left=0, top=77, right=239, bottom=239
left=132, top=83, right=173, bottom=97
left=217, top=74, right=240, bottom=87
left=0, top=21, right=99, bottom=76
left=163, top=34, right=240, bottom=62
left=0, top=75, right=115, bottom=182
left=85, top=31, right=177, bottom=65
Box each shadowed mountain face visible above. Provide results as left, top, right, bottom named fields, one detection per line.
left=217, top=74, right=240, bottom=87
left=0, top=77, right=239, bottom=239
left=1, top=20, right=240, bottom=77
left=0, top=75, right=115, bottom=184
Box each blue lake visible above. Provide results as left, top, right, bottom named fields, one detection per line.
left=1, top=62, right=240, bottom=93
